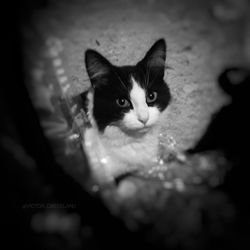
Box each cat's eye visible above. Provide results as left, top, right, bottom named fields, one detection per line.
left=116, top=98, right=130, bottom=108
left=146, top=91, right=157, bottom=103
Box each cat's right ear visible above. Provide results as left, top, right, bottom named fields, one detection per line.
left=137, top=39, right=166, bottom=78
left=85, top=50, right=112, bottom=86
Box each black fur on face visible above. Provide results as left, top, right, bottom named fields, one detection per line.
left=83, top=39, right=171, bottom=132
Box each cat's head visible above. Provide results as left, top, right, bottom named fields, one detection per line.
left=85, top=39, right=171, bottom=135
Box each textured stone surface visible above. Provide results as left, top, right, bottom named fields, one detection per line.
left=32, top=0, right=243, bottom=151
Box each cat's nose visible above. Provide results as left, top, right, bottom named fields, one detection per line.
left=138, top=111, right=149, bottom=125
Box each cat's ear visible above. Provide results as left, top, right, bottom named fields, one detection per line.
left=138, top=39, right=166, bottom=76
left=85, top=49, right=112, bottom=86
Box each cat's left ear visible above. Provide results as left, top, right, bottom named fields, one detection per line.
left=85, top=49, right=112, bottom=87
left=137, top=39, right=166, bottom=77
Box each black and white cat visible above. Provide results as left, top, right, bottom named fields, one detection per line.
left=82, top=39, right=171, bottom=182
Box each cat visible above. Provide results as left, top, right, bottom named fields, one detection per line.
left=81, top=39, right=171, bottom=183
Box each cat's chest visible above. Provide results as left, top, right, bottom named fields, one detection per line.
left=100, top=126, right=160, bottom=165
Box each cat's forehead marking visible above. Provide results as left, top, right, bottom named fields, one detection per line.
left=130, top=76, right=149, bottom=123
left=130, top=76, right=146, bottom=106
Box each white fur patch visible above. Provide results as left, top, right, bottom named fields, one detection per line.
left=101, top=124, right=160, bottom=169
left=130, top=77, right=149, bottom=124
left=146, top=106, right=160, bottom=126
left=121, top=76, right=160, bottom=131
left=83, top=124, right=160, bottom=184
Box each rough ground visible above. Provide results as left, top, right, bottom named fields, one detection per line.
left=24, top=0, right=246, bottom=248
left=32, top=0, right=244, bottom=149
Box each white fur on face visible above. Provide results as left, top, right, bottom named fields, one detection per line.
left=121, top=76, right=160, bottom=131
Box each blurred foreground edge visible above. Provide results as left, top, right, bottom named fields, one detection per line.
left=2, top=1, right=148, bottom=250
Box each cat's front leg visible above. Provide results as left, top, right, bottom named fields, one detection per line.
left=83, top=128, right=139, bottom=185
left=82, top=128, right=116, bottom=184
